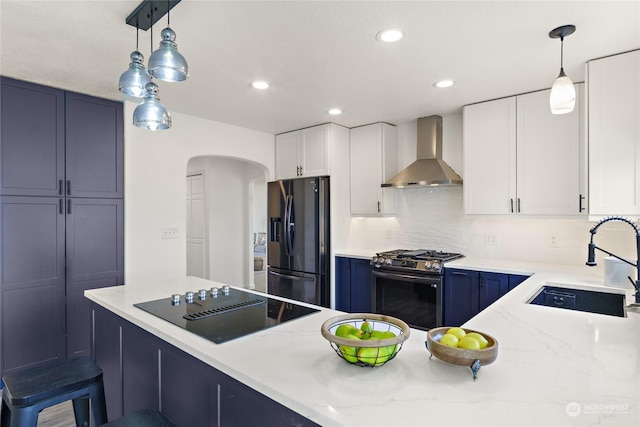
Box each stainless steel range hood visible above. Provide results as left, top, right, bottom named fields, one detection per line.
left=382, top=115, right=462, bottom=188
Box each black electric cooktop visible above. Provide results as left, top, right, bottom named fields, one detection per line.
left=134, top=287, right=319, bottom=344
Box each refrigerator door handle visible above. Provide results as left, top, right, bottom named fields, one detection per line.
left=285, top=195, right=294, bottom=255
left=269, top=270, right=316, bottom=282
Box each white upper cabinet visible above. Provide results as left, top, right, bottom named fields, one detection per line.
left=588, top=50, right=640, bottom=217
left=349, top=123, right=397, bottom=216
left=464, top=85, right=584, bottom=215
left=275, top=124, right=330, bottom=179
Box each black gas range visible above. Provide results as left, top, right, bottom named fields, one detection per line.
left=371, top=249, right=464, bottom=275
left=371, top=249, right=464, bottom=330
left=134, top=286, right=319, bottom=344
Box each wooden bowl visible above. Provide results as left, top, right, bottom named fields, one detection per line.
left=425, top=327, right=498, bottom=379
left=320, top=313, right=411, bottom=367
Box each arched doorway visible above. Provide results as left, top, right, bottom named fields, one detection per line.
left=186, top=156, right=268, bottom=290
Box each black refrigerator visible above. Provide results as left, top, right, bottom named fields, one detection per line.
left=267, top=176, right=330, bottom=308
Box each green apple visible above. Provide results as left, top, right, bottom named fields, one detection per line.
left=335, top=324, right=361, bottom=338
left=338, top=334, right=361, bottom=363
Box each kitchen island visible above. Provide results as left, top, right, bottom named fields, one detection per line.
left=85, top=259, right=639, bottom=426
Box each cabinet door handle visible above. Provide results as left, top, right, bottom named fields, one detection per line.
left=66, top=180, right=71, bottom=196
left=59, top=199, right=64, bottom=215
left=299, top=166, right=303, bottom=176
left=517, top=198, right=521, bottom=213
left=579, top=194, right=585, bottom=212
left=450, top=272, right=468, bottom=276
left=377, top=201, right=381, bottom=213
left=58, top=180, right=64, bottom=195
left=510, top=198, right=514, bottom=213
left=67, top=199, right=71, bottom=214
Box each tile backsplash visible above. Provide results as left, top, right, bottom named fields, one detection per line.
left=344, top=186, right=636, bottom=270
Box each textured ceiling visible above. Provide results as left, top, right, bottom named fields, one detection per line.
left=1, top=0, right=639, bottom=134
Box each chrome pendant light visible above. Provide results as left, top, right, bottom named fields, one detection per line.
left=148, top=1, right=188, bottom=82
left=133, top=82, right=171, bottom=130
left=549, top=25, right=576, bottom=115
left=118, top=26, right=152, bottom=97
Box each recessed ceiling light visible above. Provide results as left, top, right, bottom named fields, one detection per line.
left=433, top=80, right=455, bottom=88
left=328, top=108, right=342, bottom=115
left=376, top=29, right=404, bottom=43
left=251, top=81, right=270, bottom=89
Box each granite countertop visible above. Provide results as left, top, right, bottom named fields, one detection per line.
left=86, top=259, right=640, bottom=426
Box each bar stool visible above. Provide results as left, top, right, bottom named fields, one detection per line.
left=101, top=409, right=175, bottom=427
left=0, top=357, right=107, bottom=427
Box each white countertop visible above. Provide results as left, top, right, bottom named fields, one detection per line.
left=86, top=259, right=640, bottom=426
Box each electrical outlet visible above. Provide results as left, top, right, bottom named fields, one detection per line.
left=161, top=227, right=178, bottom=239
left=484, top=232, right=497, bottom=246
left=549, top=234, right=559, bottom=248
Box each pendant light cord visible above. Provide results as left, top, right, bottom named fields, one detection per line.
left=167, top=0, right=170, bottom=26
left=560, top=36, right=565, bottom=69
left=135, top=25, right=139, bottom=51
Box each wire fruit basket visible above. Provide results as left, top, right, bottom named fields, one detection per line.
left=320, top=313, right=411, bottom=367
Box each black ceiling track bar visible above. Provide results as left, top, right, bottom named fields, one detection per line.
left=125, top=0, right=182, bottom=31
left=182, top=299, right=266, bottom=321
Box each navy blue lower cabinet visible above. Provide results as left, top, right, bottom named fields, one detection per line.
left=509, top=274, right=529, bottom=291
left=335, top=257, right=351, bottom=311
left=444, top=269, right=530, bottom=325
left=443, top=269, right=480, bottom=326
left=335, top=257, right=372, bottom=312
left=478, top=272, right=510, bottom=311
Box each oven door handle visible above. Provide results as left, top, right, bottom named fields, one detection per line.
left=371, top=270, right=440, bottom=284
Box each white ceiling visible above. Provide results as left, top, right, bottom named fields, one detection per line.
left=1, top=0, right=639, bottom=134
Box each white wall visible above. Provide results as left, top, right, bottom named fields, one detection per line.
left=124, top=102, right=274, bottom=285
left=342, top=115, right=636, bottom=274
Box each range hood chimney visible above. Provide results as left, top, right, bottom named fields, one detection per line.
left=382, top=115, right=462, bottom=188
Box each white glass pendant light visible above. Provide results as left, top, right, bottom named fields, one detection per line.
left=148, top=4, right=188, bottom=82
left=118, top=27, right=152, bottom=97
left=133, top=82, right=171, bottom=130
left=549, top=25, right=576, bottom=114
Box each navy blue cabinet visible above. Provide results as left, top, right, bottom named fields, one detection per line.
left=90, top=303, right=318, bottom=426
left=444, top=268, right=530, bottom=326
left=443, top=269, right=480, bottom=326
left=0, top=77, right=124, bottom=378
left=335, top=256, right=372, bottom=312
left=0, top=78, right=65, bottom=197
left=0, top=196, right=67, bottom=374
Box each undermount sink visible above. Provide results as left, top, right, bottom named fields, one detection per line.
left=527, top=284, right=626, bottom=317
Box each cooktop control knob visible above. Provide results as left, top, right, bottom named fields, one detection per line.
left=185, top=291, right=194, bottom=303
left=171, top=294, right=181, bottom=306
left=386, top=258, right=393, bottom=266
left=210, top=287, right=219, bottom=298
left=222, top=285, right=230, bottom=295
left=198, top=289, right=207, bottom=300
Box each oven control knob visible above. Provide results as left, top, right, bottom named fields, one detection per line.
left=198, top=289, right=207, bottom=300
left=222, top=285, right=230, bottom=295
left=432, top=261, right=441, bottom=271
left=210, top=287, right=219, bottom=298
left=424, top=261, right=432, bottom=270
left=185, top=291, right=194, bottom=303
left=171, top=294, right=181, bottom=306
left=385, top=258, right=393, bottom=266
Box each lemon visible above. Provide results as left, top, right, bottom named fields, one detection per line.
left=458, top=336, right=481, bottom=350
left=440, top=333, right=459, bottom=348
left=446, top=327, right=466, bottom=340
left=465, top=332, right=489, bottom=349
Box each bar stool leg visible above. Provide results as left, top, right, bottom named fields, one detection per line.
left=7, top=406, right=38, bottom=427
left=1, top=395, right=11, bottom=426
left=89, top=380, right=108, bottom=426
left=71, top=397, right=90, bottom=427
